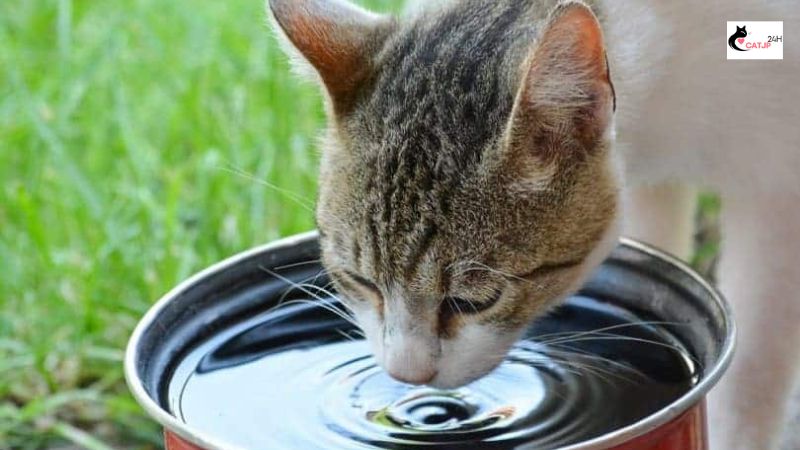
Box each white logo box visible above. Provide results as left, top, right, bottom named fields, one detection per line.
left=727, top=21, right=783, bottom=60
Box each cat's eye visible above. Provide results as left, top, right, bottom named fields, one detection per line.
left=441, top=290, right=502, bottom=317
left=341, top=271, right=381, bottom=296
left=521, top=259, right=585, bottom=279
left=331, top=270, right=382, bottom=304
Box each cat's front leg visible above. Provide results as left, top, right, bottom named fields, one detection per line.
left=708, top=191, right=800, bottom=450
left=623, top=183, right=697, bottom=260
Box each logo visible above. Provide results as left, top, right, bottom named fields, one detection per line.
left=727, top=21, right=783, bottom=60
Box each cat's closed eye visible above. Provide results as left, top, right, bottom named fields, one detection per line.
left=521, top=259, right=586, bottom=279
left=334, top=270, right=382, bottom=302
left=440, top=258, right=586, bottom=319
left=442, top=291, right=503, bottom=317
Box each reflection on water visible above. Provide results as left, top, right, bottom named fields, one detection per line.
left=166, top=296, right=697, bottom=449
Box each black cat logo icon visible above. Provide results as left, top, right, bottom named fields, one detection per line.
left=729, top=25, right=748, bottom=51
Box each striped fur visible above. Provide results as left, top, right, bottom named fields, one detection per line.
left=271, top=0, right=618, bottom=388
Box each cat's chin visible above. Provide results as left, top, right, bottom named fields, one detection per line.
left=428, top=326, right=519, bottom=389
left=423, top=357, right=505, bottom=389
left=377, top=333, right=511, bottom=389
left=423, top=370, right=495, bottom=390
left=378, top=353, right=504, bottom=389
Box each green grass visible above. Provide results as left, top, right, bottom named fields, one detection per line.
left=0, top=1, right=718, bottom=448
left=0, top=0, right=402, bottom=447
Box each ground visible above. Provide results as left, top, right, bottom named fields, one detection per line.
left=0, top=0, right=717, bottom=448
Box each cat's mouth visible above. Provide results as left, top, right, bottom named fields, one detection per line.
left=374, top=345, right=506, bottom=390
left=425, top=374, right=476, bottom=390
left=386, top=368, right=438, bottom=386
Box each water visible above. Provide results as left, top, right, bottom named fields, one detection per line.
left=165, top=295, right=698, bottom=449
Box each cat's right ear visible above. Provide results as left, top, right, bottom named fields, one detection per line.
left=268, top=0, right=394, bottom=114
left=503, top=1, right=614, bottom=167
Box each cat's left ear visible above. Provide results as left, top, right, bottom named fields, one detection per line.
left=504, top=1, right=614, bottom=162
left=268, top=0, right=394, bottom=114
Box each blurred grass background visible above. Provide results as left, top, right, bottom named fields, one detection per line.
left=0, top=0, right=717, bottom=448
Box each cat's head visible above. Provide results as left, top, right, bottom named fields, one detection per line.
left=269, top=0, right=621, bottom=388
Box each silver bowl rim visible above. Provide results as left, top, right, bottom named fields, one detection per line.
left=124, top=231, right=736, bottom=450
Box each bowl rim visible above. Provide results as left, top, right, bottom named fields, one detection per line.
left=124, top=231, right=736, bottom=450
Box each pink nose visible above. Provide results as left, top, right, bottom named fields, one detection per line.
left=387, top=368, right=438, bottom=385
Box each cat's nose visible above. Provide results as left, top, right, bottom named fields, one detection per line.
left=387, top=367, right=438, bottom=385
left=381, top=320, right=439, bottom=385
left=383, top=340, right=438, bottom=385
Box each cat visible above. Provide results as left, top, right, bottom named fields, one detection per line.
left=267, top=1, right=800, bottom=449
left=728, top=25, right=749, bottom=51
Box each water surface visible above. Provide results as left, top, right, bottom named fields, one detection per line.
left=166, top=295, right=698, bottom=449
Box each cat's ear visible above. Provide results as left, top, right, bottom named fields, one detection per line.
left=504, top=1, right=614, bottom=164
left=268, top=0, right=394, bottom=114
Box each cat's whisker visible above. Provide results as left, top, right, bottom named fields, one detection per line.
left=320, top=281, right=338, bottom=294
left=500, top=352, right=615, bottom=382
left=336, top=329, right=356, bottom=341
left=542, top=346, right=646, bottom=378
left=285, top=297, right=361, bottom=329
left=273, top=274, right=322, bottom=308
left=454, top=262, right=569, bottom=293
left=273, top=259, right=323, bottom=271
left=317, top=280, right=346, bottom=305
left=335, top=328, right=365, bottom=342
left=269, top=268, right=329, bottom=306
left=537, top=335, right=699, bottom=367
left=448, top=296, right=465, bottom=316
left=528, top=320, right=686, bottom=343
left=456, top=260, right=530, bottom=284
left=303, top=300, right=361, bottom=329
left=260, top=267, right=362, bottom=329
left=455, top=295, right=482, bottom=314
left=291, top=282, right=357, bottom=316
left=347, top=328, right=365, bottom=338
left=294, top=282, right=357, bottom=317
left=310, top=267, right=331, bottom=286
left=538, top=331, right=668, bottom=347
left=523, top=350, right=639, bottom=384
left=507, top=344, right=643, bottom=383
left=218, top=164, right=315, bottom=213
left=252, top=298, right=360, bottom=331
left=556, top=358, right=637, bottom=384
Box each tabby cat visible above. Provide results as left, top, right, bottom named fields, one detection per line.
left=268, top=1, right=800, bottom=449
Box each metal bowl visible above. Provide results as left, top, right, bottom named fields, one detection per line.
left=125, top=231, right=735, bottom=450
